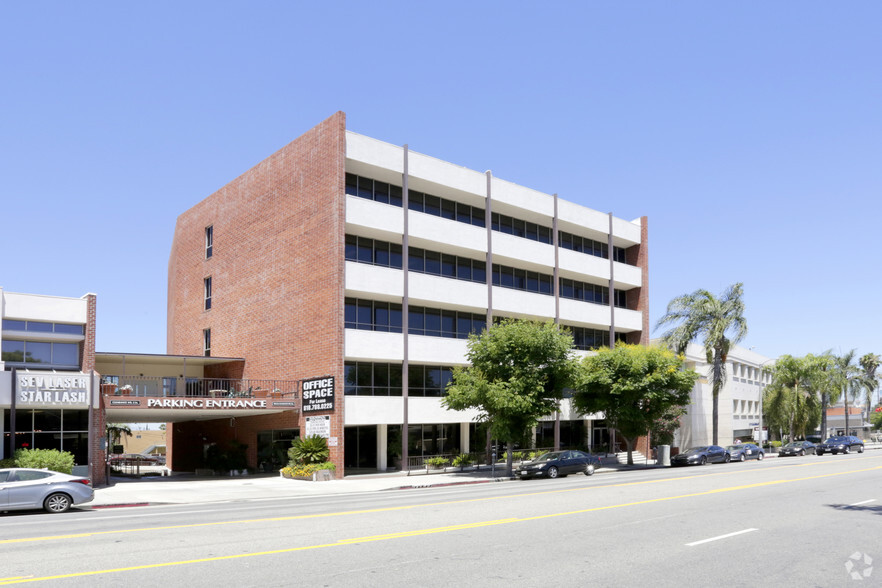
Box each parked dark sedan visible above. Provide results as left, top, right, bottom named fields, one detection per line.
left=778, top=441, right=816, bottom=457
left=726, top=443, right=764, bottom=462
left=816, top=436, right=864, bottom=455
left=671, top=445, right=730, bottom=466
left=517, top=450, right=601, bottom=479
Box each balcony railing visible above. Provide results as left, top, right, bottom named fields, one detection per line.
left=102, top=376, right=298, bottom=400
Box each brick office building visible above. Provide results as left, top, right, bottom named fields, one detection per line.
left=167, top=112, right=649, bottom=476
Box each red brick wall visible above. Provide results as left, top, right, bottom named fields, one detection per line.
left=90, top=401, right=106, bottom=486
left=83, top=294, right=96, bottom=372
left=85, top=294, right=106, bottom=485
left=167, top=112, right=347, bottom=476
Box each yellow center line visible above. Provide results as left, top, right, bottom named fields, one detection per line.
left=3, top=454, right=879, bottom=546
left=1, top=462, right=880, bottom=585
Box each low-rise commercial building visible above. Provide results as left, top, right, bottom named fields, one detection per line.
left=672, top=342, right=773, bottom=449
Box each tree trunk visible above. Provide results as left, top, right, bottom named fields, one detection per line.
left=712, top=347, right=723, bottom=445
left=844, top=391, right=850, bottom=436
left=506, top=443, right=514, bottom=477
left=624, top=437, right=635, bottom=465
left=820, top=393, right=828, bottom=438
left=485, top=429, right=492, bottom=465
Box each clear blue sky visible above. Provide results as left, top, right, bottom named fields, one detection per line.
left=2, top=2, right=880, bottom=361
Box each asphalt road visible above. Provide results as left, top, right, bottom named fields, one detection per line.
left=2, top=453, right=880, bottom=587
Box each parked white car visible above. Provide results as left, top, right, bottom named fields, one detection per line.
left=0, top=468, right=94, bottom=513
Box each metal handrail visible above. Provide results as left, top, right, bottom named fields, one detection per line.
left=103, top=375, right=298, bottom=399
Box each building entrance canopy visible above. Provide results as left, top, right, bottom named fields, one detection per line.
left=105, top=395, right=298, bottom=422
left=96, top=352, right=302, bottom=423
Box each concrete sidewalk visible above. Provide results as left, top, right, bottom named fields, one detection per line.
left=89, top=444, right=882, bottom=509
left=89, top=461, right=645, bottom=508
left=89, top=470, right=515, bottom=508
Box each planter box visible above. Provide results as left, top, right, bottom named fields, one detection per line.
left=280, top=468, right=334, bottom=481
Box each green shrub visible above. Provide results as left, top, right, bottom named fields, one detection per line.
left=452, top=454, right=473, bottom=470
left=424, top=457, right=450, bottom=469
left=0, top=458, right=16, bottom=468
left=288, top=435, right=330, bottom=466
left=14, top=449, right=75, bottom=474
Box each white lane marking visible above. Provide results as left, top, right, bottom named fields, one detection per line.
left=849, top=499, right=876, bottom=506
left=686, top=528, right=758, bottom=547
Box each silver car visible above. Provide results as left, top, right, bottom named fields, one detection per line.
left=0, top=468, right=94, bottom=513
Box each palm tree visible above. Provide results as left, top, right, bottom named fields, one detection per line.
left=833, top=350, right=859, bottom=436
left=656, top=283, right=748, bottom=445
left=768, top=355, right=808, bottom=440
left=106, top=423, right=132, bottom=454
left=858, top=353, right=880, bottom=423
left=813, top=351, right=837, bottom=437
left=763, top=382, right=795, bottom=441
left=766, top=354, right=824, bottom=441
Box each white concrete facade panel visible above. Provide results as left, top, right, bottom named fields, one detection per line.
left=558, top=249, right=610, bottom=283
left=612, top=262, right=643, bottom=289
left=490, top=177, right=554, bottom=220
left=406, top=151, right=486, bottom=199
left=611, top=308, right=644, bottom=332
left=344, top=262, right=403, bottom=300
left=556, top=200, right=615, bottom=241
left=2, top=292, right=88, bottom=324
left=344, top=396, right=481, bottom=425
left=407, top=212, right=486, bottom=255
left=491, top=232, right=555, bottom=270
left=492, top=288, right=556, bottom=320
left=346, top=195, right=403, bottom=238
left=344, top=330, right=404, bottom=363
left=408, top=273, right=488, bottom=312
left=408, top=335, right=469, bottom=366
left=558, top=298, right=613, bottom=329
left=346, top=132, right=404, bottom=176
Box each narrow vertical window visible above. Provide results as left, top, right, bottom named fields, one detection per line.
left=205, top=226, right=213, bottom=258
left=203, top=328, right=211, bottom=357
left=204, top=277, right=212, bottom=310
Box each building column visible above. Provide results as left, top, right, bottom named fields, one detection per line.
left=401, top=145, right=410, bottom=471
left=460, top=424, right=469, bottom=455
left=377, top=424, right=388, bottom=471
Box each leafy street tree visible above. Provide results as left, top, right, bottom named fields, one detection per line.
left=571, top=344, right=697, bottom=465
left=872, top=407, right=882, bottom=431
left=655, top=283, right=748, bottom=445
left=442, top=319, right=577, bottom=477
left=858, top=353, right=880, bottom=423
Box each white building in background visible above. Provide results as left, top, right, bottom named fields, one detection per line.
left=665, top=342, right=774, bottom=449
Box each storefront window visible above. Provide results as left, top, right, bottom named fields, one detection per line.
left=7, top=409, right=89, bottom=465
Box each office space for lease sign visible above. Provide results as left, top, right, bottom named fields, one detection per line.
left=301, top=376, right=334, bottom=413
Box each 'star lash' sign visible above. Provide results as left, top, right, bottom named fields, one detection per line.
left=17, top=373, right=91, bottom=407
left=301, top=376, right=334, bottom=413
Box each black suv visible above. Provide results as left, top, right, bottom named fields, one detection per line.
left=816, top=435, right=864, bottom=455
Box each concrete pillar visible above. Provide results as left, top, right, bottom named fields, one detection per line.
left=377, top=424, right=388, bottom=471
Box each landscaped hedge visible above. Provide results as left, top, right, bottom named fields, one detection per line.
left=11, top=449, right=75, bottom=474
